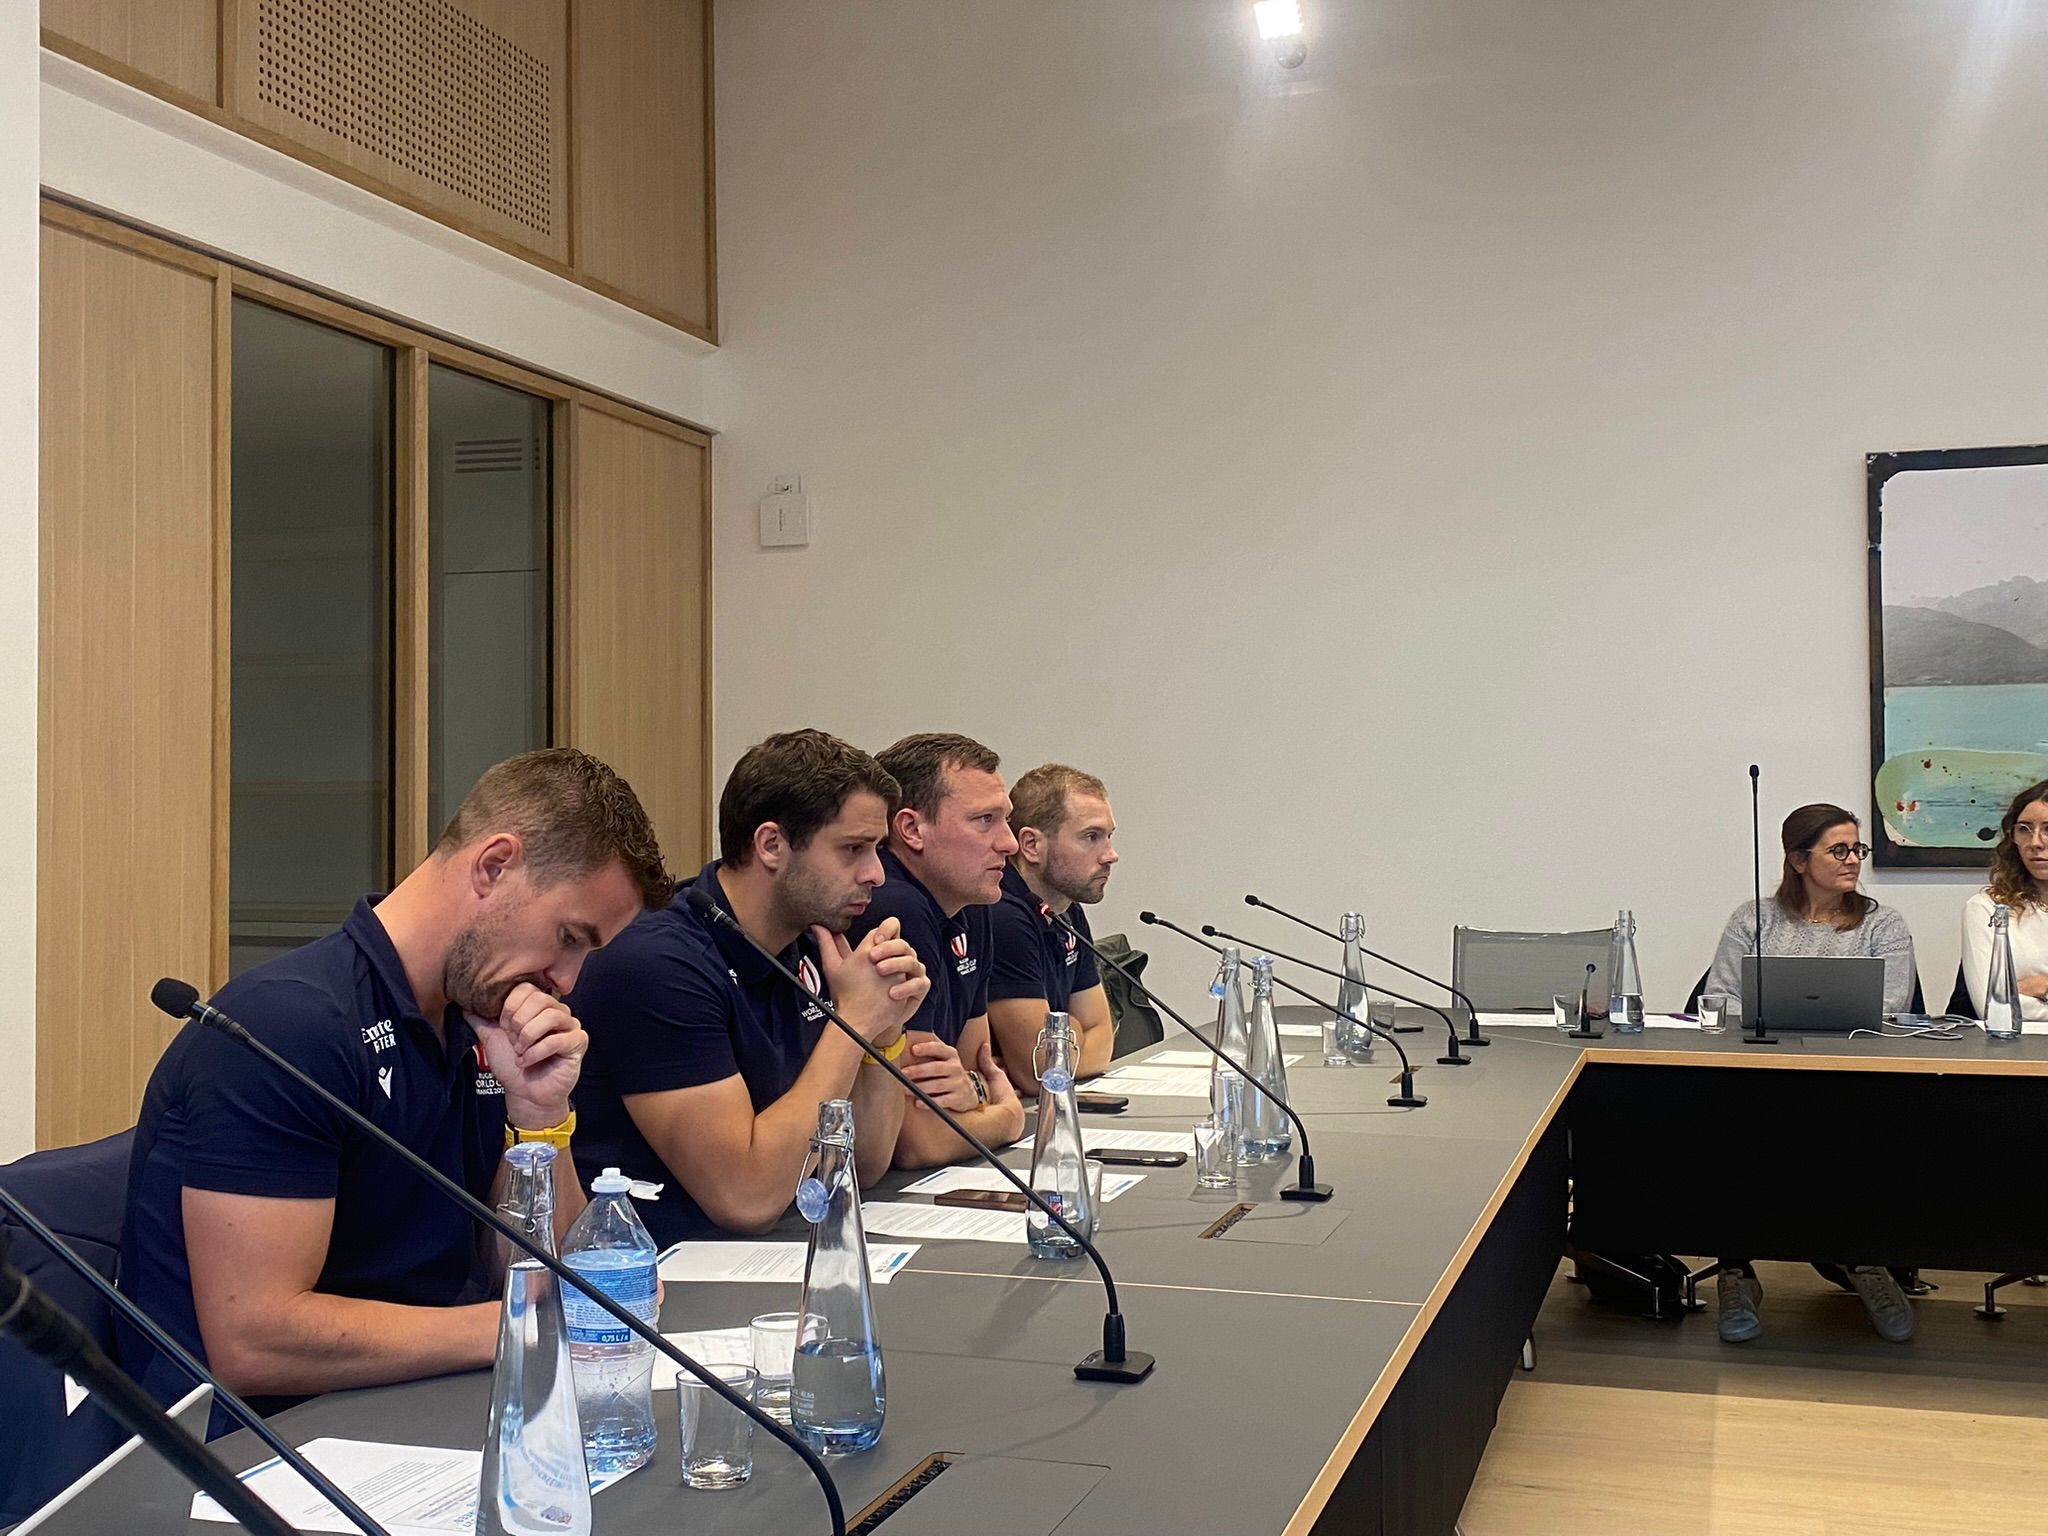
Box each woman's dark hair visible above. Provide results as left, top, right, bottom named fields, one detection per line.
left=1985, top=780, right=2048, bottom=912
left=1773, top=802, right=1875, bottom=927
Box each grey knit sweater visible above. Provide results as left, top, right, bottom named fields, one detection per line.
left=1705, top=899, right=1918, bottom=1015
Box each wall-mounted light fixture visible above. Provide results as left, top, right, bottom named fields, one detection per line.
left=1253, top=0, right=1308, bottom=68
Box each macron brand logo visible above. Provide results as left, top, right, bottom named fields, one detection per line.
left=376, top=1065, right=393, bottom=1098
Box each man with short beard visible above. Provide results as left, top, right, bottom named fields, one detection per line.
left=567, top=730, right=928, bottom=1244
left=986, top=765, right=1122, bottom=1094
left=121, top=750, right=669, bottom=1418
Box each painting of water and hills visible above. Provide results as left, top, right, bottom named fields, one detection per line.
left=1870, top=448, right=2048, bottom=867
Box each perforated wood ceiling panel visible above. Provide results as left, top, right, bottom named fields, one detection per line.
left=242, top=0, right=569, bottom=261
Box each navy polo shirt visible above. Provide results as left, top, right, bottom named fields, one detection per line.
left=846, top=844, right=989, bottom=1048
left=987, top=864, right=1100, bottom=1014
left=120, top=898, right=504, bottom=1429
left=569, top=861, right=831, bottom=1247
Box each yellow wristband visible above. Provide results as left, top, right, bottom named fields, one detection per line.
left=870, top=1032, right=908, bottom=1065
left=505, top=1109, right=576, bottom=1150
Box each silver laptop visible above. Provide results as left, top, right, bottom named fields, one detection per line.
left=1739, top=955, right=1885, bottom=1033
left=17, top=1382, right=213, bottom=1533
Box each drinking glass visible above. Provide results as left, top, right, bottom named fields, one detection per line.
left=749, top=1312, right=799, bottom=1425
left=1321, top=1014, right=1356, bottom=1067
left=1367, top=998, right=1398, bottom=1035
left=1552, top=993, right=1578, bottom=1031
left=1192, top=1116, right=1237, bottom=1188
left=677, top=1362, right=757, bottom=1489
left=1697, top=991, right=1731, bottom=1033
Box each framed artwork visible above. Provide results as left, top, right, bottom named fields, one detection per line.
left=1867, top=444, right=2048, bottom=868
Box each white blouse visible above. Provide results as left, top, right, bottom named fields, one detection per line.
left=1959, top=891, right=2048, bottom=1024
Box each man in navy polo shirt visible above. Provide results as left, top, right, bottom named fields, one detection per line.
left=987, top=764, right=1121, bottom=1094
left=121, top=750, right=670, bottom=1414
left=850, top=734, right=1026, bottom=1167
left=569, top=730, right=930, bottom=1246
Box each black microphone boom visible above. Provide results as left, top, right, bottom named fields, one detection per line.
left=0, top=1253, right=296, bottom=1536
left=0, top=1185, right=390, bottom=1536
left=148, top=979, right=849, bottom=1536
left=1139, top=913, right=1429, bottom=1106
left=1745, top=764, right=1778, bottom=1045
left=1566, top=961, right=1604, bottom=1038
left=1039, top=905, right=1333, bottom=1197
left=682, top=890, right=1154, bottom=1385
left=1243, top=894, right=1486, bottom=1045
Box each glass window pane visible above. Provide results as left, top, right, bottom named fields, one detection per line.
left=230, top=300, right=394, bottom=975
left=427, top=366, right=550, bottom=837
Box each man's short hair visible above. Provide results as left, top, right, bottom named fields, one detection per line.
left=1007, top=764, right=1109, bottom=841
left=436, top=748, right=671, bottom=907
left=875, top=733, right=1001, bottom=821
left=719, top=729, right=900, bottom=867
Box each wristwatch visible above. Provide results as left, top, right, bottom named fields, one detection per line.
left=968, top=1069, right=990, bottom=1106
left=505, top=1109, right=576, bottom=1150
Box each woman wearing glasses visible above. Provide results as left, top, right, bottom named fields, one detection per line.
left=1961, top=780, right=2048, bottom=1024
left=1703, top=801, right=1919, bottom=1347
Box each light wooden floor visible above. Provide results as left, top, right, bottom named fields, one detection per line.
left=1460, top=1262, right=2048, bottom=1535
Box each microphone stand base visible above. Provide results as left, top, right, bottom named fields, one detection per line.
left=1463, top=1035, right=1492, bottom=1047
left=1743, top=1032, right=1780, bottom=1045
left=1565, top=1026, right=1605, bottom=1039
left=1390, top=1022, right=1424, bottom=1033
left=1281, top=1181, right=1335, bottom=1202
left=1387, top=1090, right=1428, bottom=1108
left=1075, top=1350, right=1156, bottom=1383
left=1436, top=1053, right=1473, bottom=1066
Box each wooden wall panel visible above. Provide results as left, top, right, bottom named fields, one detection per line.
left=39, top=222, right=221, bottom=1149
left=232, top=0, right=572, bottom=264
left=572, top=0, right=715, bottom=334
left=43, top=0, right=221, bottom=105
left=561, top=405, right=709, bottom=874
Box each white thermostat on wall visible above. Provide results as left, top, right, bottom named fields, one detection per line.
left=758, top=490, right=812, bottom=548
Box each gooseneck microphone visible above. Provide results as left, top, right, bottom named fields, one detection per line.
left=0, top=1251, right=295, bottom=1536
left=684, top=890, right=1154, bottom=1384
left=1744, top=765, right=1777, bottom=1045
left=1038, top=905, right=1334, bottom=1197
left=1140, top=913, right=1430, bottom=1105
left=1243, top=894, right=1486, bottom=1045
left=1566, top=961, right=1604, bottom=1038
left=0, top=1185, right=390, bottom=1536
left=149, top=979, right=849, bottom=1536
left=1179, top=918, right=1473, bottom=1068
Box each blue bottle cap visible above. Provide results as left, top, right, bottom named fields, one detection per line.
left=795, top=1177, right=831, bottom=1223
left=1042, top=1068, right=1074, bottom=1094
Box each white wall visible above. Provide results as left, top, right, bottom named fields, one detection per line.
left=708, top=0, right=2048, bottom=1013
left=1, top=5, right=39, bottom=1160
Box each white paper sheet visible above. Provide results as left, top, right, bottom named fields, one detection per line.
left=858, top=1201, right=1028, bottom=1244
left=651, top=1327, right=751, bottom=1389
left=1277, top=1022, right=1324, bottom=1038
left=191, top=1438, right=642, bottom=1533
left=657, top=1240, right=918, bottom=1285
left=1475, top=1010, right=1703, bottom=1031
left=1096, top=1064, right=1215, bottom=1098
left=1080, top=1127, right=1196, bottom=1154
left=899, top=1166, right=1143, bottom=1202
left=1142, top=1047, right=1304, bottom=1068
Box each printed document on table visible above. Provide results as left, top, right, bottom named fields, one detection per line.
left=1277, top=1022, right=1323, bottom=1038
left=1144, top=1047, right=1304, bottom=1068
left=1097, top=1064, right=1214, bottom=1098
left=860, top=1201, right=1028, bottom=1244
left=899, top=1167, right=1144, bottom=1202
left=1474, top=1010, right=1703, bottom=1030
left=191, top=1439, right=640, bottom=1533
left=658, top=1240, right=918, bottom=1285
left=651, top=1327, right=752, bottom=1389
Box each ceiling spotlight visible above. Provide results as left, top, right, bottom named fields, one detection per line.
left=1253, top=0, right=1308, bottom=68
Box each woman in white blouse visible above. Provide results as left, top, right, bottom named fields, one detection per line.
left=1961, top=780, right=2048, bottom=1024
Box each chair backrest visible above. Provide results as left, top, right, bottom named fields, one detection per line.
left=1453, top=927, right=1612, bottom=1012
left=1947, top=960, right=1973, bottom=1018
left=0, top=1129, right=138, bottom=1525
left=1094, top=933, right=1166, bottom=1058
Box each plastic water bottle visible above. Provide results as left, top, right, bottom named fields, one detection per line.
left=477, top=1143, right=590, bottom=1536
left=560, top=1168, right=658, bottom=1476
left=1984, top=903, right=2022, bottom=1040
left=1607, top=909, right=1645, bottom=1033
left=1243, top=957, right=1294, bottom=1160
left=1026, top=1013, right=1095, bottom=1260
left=792, top=1099, right=886, bottom=1455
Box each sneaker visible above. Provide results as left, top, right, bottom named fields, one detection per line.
left=1717, top=1267, right=1762, bottom=1343
left=1847, top=1266, right=1914, bottom=1342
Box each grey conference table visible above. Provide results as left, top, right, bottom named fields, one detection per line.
left=135, top=1011, right=2048, bottom=1536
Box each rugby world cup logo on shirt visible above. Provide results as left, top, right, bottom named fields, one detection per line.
left=950, top=931, right=977, bottom=977
left=1064, top=929, right=1079, bottom=964
left=470, top=1041, right=504, bottom=1097
left=794, top=955, right=827, bottom=1021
